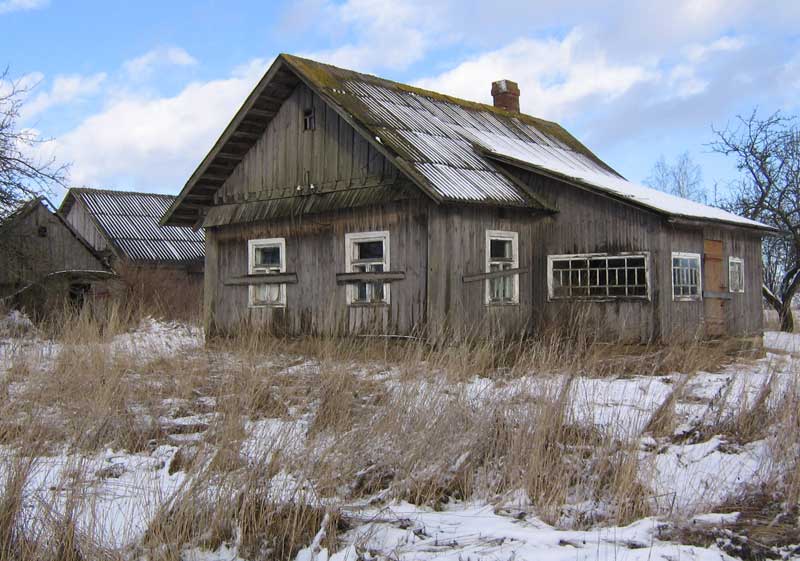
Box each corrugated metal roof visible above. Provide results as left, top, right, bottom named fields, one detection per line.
left=70, top=189, right=205, bottom=263
left=164, top=54, right=770, bottom=231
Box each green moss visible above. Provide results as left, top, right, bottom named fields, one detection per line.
left=280, top=53, right=616, bottom=173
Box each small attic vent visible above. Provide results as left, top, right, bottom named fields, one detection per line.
left=38, top=226, right=48, bottom=237
left=303, top=108, right=315, bottom=131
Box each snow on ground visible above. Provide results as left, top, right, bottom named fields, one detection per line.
left=331, top=501, right=738, bottom=561
left=1, top=319, right=797, bottom=560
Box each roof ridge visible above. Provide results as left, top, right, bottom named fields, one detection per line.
left=280, top=53, right=564, bottom=129
left=71, top=187, right=177, bottom=199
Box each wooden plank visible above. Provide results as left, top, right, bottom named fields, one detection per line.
left=462, top=267, right=530, bottom=283
left=336, top=271, right=406, bottom=284
left=224, top=272, right=299, bottom=285
left=703, top=291, right=732, bottom=300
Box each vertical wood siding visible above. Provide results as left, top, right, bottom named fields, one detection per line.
left=502, top=167, right=765, bottom=341
left=206, top=200, right=429, bottom=336
left=64, top=198, right=110, bottom=254
left=0, top=203, right=105, bottom=287
left=218, top=83, right=398, bottom=203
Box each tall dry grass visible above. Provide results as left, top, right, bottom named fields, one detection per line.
left=0, top=302, right=793, bottom=558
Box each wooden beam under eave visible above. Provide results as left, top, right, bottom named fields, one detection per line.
left=215, top=152, right=245, bottom=161
left=199, top=174, right=230, bottom=182
left=246, top=108, right=276, bottom=119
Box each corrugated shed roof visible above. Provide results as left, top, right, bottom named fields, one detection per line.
left=64, top=189, right=204, bottom=263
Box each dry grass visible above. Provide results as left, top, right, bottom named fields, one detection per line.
left=0, top=304, right=795, bottom=558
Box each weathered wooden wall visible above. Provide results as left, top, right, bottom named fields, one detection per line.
left=216, top=83, right=399, bottom=209
left=63, top=197, right=110, bottom=255
left=503, top=166, right=764, bottom=341
left=206, top=199, right=429, bottom=336
left=0, top=202, right=105, bottom=288
left=425, top=205, right=543, bottom=337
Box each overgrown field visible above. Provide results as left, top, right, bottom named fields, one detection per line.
left=0, top=306, right=798, bottom=560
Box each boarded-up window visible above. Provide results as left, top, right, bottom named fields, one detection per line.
left=486, top=230, right=519, bottom=304
left=672, top=252, right=702, bottom=300
left=548, top=253, right=649, bottom=300
left=729, top=257, right=744, bottom=293
left=248, top=238, right=286, bottom=307
left=345, top=231, right=390, bottom=305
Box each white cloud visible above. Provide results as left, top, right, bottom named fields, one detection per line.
left=0, top=0, right=47, bottom=15
left=414, top=31, right=657, bottom=120
left=20, top=72, right=107, bottom=120
left=685, top=36, right=746, bottom=63
left=123, top=47, right=198, bottom=80
left=299, top=0, right=449, bottom=71
left=46, top=59, right=268, bottom=190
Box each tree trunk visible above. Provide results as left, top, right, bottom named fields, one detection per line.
left=779, top=302, right=795, bottom=332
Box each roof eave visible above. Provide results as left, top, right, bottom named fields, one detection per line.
left=485, top=152, right=776, bottom=233
left=161, top=56, right=298, bottom=227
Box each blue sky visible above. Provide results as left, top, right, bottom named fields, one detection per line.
left=3, top=0, right=800, bottom=204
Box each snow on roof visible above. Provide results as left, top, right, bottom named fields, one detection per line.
left=461, top=128, right=772, bottom=229
left=165, top=54, right=773, bottom=231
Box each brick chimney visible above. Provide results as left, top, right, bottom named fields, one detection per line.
left=491, top=80, right=520, bottom=113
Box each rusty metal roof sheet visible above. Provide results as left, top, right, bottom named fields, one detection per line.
left=63, top=188, right=204, bottom=263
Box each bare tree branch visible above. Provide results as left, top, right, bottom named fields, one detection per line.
left=0, top=66, right=69, bottom=219
left=710, top=110, right=800, bottom=331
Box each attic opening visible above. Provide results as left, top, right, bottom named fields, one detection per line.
left=303, top=108, right=315, bottom=131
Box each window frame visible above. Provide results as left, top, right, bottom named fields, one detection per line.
left=729, top=256, right=745, bottom=293
left=671, top=251, right=702, bottom=301
left=303, top=108, right=315, bottom=131
left=485, top=230, right=520, bottom=305
left=345, top=230, right=390, bottom=306
left=248, top=238, right=287, bottom=308
left=547, top=252, right=650, bottom=301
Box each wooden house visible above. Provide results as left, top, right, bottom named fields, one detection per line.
left=161, top=54, right=774, bottom=342
left=0, top=198, right=113, bottom=314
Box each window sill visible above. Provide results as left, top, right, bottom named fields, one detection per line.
left=248, top=303, right=287, bottom=309
left=348, top=302, right=390, bottom=308
left=485, top=301, right=520, bottom=307
left=672, top=296, right=702, bottom=302
left=548, top=296, right=651, bottom=303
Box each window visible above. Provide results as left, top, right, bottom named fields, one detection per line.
left=672, top=252, right=702, bottom=300
left=548, top=253, right=649, bottom=300
left=37, top=226, right=47, bottom=237
left=345, top=231, right=390, bottom=305
left=729, top=257, right=744, bottom=293
left=303, top=108, right=315, bottom=131
left=248, top=238, right=286, bottom=307
left=486, top=230, right=519, bottom=304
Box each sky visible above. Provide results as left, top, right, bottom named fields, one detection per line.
left=2, top=0, right=800, bottom=205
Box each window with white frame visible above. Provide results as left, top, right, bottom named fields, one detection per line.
left=485, top=230, right=519, bottom=304
left=672, top=252, right=702, bottom=300
left=729, top=256, right=744, bottom=293
left=345, top=231, right=390, bottom=305
left=248, top=238, right=286, bottom=307
left=548, top=253, right=649, bottom=299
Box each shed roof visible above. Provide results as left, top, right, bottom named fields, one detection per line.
left=162, top=54, right=772, bottom=232
left=61, top=188, right=205, bottom=263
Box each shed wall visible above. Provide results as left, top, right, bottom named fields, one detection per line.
left=0, top=203, right=105, bottom=287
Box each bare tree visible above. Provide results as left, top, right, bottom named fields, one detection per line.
left=710, top=110, right=800, bottom=331
left=0, top=67, right=68, bottom=219
left=644, top=151, right=706, bottom=203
